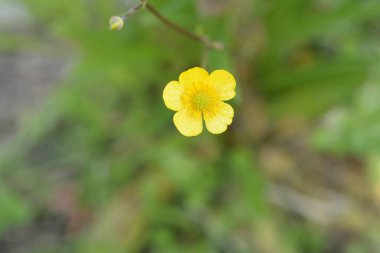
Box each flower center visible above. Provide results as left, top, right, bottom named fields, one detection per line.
left=192, top=91, right=210, bottom=111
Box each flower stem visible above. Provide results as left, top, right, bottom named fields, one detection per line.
left=118, top=2, right=144, bottom=19
left=201, top=47, right=210, bottom=68
left=143, top=1, right=224, bottom=50
left=115, top=1, right=224, bottom=51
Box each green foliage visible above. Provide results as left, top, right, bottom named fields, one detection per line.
left=312, top=83, right=380, bottom=155
left=1, top=0, right=380, bottom=252
left=255, top=0, right=380, bottom=119
left=0, top=188, right=32, bottom=235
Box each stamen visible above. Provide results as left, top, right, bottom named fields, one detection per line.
left=192, top=91, right=210, bottom=111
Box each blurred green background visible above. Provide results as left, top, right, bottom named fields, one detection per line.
left=1, top=0, right=380, bottom=252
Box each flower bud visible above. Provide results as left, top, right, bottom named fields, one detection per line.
left=109, top=16, right=124, bottom=31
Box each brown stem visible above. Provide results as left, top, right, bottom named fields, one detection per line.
left=201, top=46, right=210, bottom=68
left=144, top=2, right=223, bottom=50
left=118, top=2, right=144, bottom=19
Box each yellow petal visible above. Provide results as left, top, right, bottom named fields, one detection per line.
left=204, top=102, right=234, bottom=134
left=163, top=81, right=184, bottom=111
left=173, top=109, right=203, bottom=137
left=179, top=67, right=209, bottom=86
left=210, top=70, right=236, bottom=101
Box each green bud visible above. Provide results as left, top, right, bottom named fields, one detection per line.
left=109, top=16, right=124, bottom=31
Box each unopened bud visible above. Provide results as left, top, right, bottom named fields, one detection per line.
left=109, top=16, right=124, bottom=31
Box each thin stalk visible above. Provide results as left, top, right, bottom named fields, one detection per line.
left=144, top=2, right=223, bottom=50
left=118, top=2, right=144, bottom=19
left=114, top=1, right=224, bottom=51
left=201, top=46, right=210, bottom=68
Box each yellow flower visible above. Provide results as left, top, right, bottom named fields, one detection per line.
left=163, top=67, right=236, bottom=137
